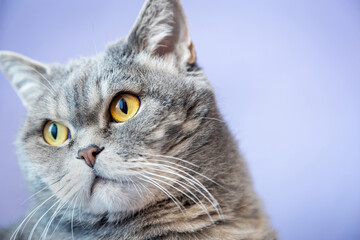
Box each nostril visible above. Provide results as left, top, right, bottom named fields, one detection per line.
left=92, top=147, right=104, bottom=157
left=89, top=148, right=98, bottom=157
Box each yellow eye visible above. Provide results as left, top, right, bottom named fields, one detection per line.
left=110, top=93, right=140, bottom=122
left=43, top=121, right=69, bottom=146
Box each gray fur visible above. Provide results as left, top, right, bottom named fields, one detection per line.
left=0, top=0, right=276, bottom=239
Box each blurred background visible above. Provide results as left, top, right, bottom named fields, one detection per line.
left=0, top=0, right=359, bottom=239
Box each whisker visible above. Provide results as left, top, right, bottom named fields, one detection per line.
left=127, top=157, right=224, bottom=218
left=27, top=181, right=76, bottom=240
left=142, top=170, right=214, bottom=223
left=40, top=198, right=69, bottom=240
left=13, top=173, right=79, bottom=240
left=11, top=176, right=69, bottom=240
left=71, top=194, right=79, bottom=240
left=21, top=178, right=64, bottom=206
left=49, top=198, right=73, bottom=239
left=10, top=194, right=57, bottom=240
left=151, top=158, right=224, bottom=189
left=137, top=180, right=155, bottom=197
left=43, top=189, right=80, bottom=240
left=122, top=157, right=224, bottom=220
left=21, top=185, right=49, bottom=205
left=77, top=193, right=84, bottom=224
left=135, top=173, right=184, bottom=213
left=142, top=163, right=222, bottom=219
left=28, top=198, right=62, bottom=240
left=128, top=176, right=142, bottom=196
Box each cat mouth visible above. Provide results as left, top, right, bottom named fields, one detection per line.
left=89, top=174, right=142, bottom=199
left=94, top=176, right=118, bottom=184
left=90, top=175, right=132, bottom=194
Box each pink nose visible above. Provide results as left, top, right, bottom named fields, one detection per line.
left=77, top=146, right=103, bottom=168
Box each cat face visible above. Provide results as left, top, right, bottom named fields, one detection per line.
left=0, top=0, right=224, bottom=216
left=19, top=52, right=213, bottom=214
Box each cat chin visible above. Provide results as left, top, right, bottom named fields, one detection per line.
left=85, top=178, right=150, bottom=214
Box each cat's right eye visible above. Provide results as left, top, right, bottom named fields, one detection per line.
left=43, top=121, right=70, bottom=146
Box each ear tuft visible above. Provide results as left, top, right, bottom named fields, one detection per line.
left=188, top=41, right=196, bottom=64
left=0, top=51, right=50, bottom=108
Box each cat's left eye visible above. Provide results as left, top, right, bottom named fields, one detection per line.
left=109, top=93, right=140, bottom=123
left=43, top=121, right=69, bottom=146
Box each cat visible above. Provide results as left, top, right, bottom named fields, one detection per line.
left=0, top=0, right=276, bottom=239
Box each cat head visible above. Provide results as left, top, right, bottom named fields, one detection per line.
left=0, top=0, right=235, bottom=218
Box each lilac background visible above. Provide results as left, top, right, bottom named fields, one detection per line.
left=0, top=0, right=359, bottom=239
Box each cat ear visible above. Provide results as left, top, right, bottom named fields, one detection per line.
left=126, top=0, right=196, bottom=65
left=0, top=51, right=50, bottom=109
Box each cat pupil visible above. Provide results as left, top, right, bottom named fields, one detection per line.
left=119, top=98, right=128, bottom=114
left=50, top=124, right=57, bottom=139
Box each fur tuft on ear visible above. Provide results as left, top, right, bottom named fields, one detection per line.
left=0, top=51, right=50, bottom=109
left=126, top=0, right=196, bottom=65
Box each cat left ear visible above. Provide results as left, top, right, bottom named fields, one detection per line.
left=126, top=0, right=196, bottom=65
left=0, top=51, right=50, bottom=109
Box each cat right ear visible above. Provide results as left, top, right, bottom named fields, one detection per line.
left=0, top=51, right=50, bottom=109
left=125, top=0, right=196, bottom=66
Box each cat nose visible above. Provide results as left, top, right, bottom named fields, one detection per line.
left=77, top=145, right=104, bottom=168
